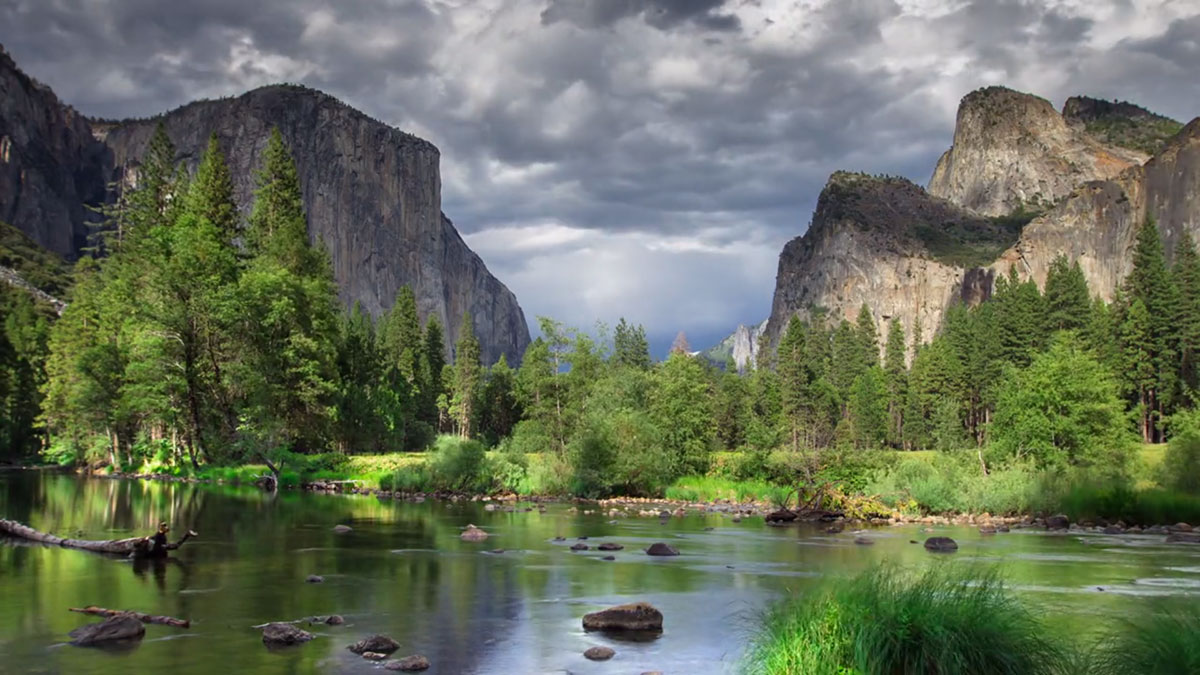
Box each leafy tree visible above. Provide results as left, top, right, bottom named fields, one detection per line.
left=478, top=354, right=521, bottom=446
left=992, top=334, right=1133, bottom=472
left=650, top=351, right=714, bottom=476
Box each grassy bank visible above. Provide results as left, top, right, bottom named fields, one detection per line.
left=745, top=564, right=1200, bottom=675
left=744, top=565, right=1070, bottom=675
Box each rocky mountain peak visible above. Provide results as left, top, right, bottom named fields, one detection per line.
left=928, top=85, right=1146, bottom=216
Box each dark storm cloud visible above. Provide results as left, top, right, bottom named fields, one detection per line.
left=1, top=0, right=1197, bottom=348
left=540, top=0, right=741, bottom=31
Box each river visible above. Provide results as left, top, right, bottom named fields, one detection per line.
left=1, top=471, right=1198, bottom=674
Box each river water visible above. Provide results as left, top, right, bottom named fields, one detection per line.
left=1, top=471, right=1199, bottom=674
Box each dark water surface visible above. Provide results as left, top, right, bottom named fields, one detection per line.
left=2, top=471, right=1199, bottom=674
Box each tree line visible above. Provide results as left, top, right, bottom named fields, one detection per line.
left=5, top=124, right=1200, bottom=500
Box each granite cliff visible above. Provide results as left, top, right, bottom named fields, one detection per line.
left=928, top=86, right=1145, bottom=217
left=702, top=319, right=767, bottom=371
left=760, top=87, right=1195, bottom=360
left=0, top=48, right=529, bottom=365
left=0, top=46, right=108, bottom=258
left=762, top=171, right=1009, bottom=356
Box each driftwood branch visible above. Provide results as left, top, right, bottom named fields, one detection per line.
left=0, top=519, right=196, bottom=556
left=69, top=606, right=190, bottom=628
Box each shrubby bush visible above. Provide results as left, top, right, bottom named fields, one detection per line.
left=427, top=435, right=488, bottom=492
left=1162, top=409, right=1200, bottom=494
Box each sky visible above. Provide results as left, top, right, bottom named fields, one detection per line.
left=2, top=0, right=1198, bottom=356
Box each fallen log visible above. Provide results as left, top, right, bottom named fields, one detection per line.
left=0, top=519, right=196, bottom=557
left=70, top=606, right=190, bottom=628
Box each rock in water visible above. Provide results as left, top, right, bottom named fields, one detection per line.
left=69, top=614, right=146, bottom=646
left=646, top=543, right=679, bottom=557
left=584, top=646, right=616, bottom=661
left=261, top=622, right=314, bottom=647
left=598, top=542, right=624, bottom=551
left=306, top=575, right=325, bottom=584
left=570, top=543, right=589, bottom=551
left=362, top=652, right=388, bottom=661
left=461, top=525, right=489, bottom=542
left=582, top=602, right=664, bottom=633
left=1046, top=515, right=1070, bottom=530
left=348, top=635, right=400, bottom=655
left=854, top=536, right=874, bottom=546
left=924, top=537, right=959, bottom=553
left=324, top=615, right=345, bottom=626
left=386, top=655, right=431, bottom=671
left=1167, top=532, right=1200, bottom=544
left=332, top=524, right=352, bottom=534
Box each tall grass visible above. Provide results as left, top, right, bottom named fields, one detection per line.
left=665, top=476, right=793, bottom=505
left=744, top=565, right=1071, bottom=675
left=1089, top=604, right=1200, bottom=675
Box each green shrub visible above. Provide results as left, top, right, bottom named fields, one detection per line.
left=1089, top=603, right=1200, bottom=675
left=379, top=465, right=430, bottom=492
left=1053, top=483, right=1200, bottom=525
left=744, top=565, right=1070, bottom=675
left=1162, top=410, right=1200, bottom=494
left=866, top=454, right=1046, bottom=515
left=568, top=422, right=615, bottom=498
left=427, top=435, right=488, bottom=492
left=524, top=452, right=572, bottom=495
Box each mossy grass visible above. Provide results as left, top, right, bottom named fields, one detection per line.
left=744, top=564, right=1071, bottom=675
left=1088, top=603, right=1200, bottom=675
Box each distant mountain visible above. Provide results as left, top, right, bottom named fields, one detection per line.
left=0, top=45, right=529, bottom=365
left=702, top=319, right=768, bottom=371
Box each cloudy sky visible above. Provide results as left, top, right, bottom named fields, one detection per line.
left=2, top=0, right=1198, bottom=355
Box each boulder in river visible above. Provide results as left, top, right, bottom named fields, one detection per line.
left=584, top=646, right=616, bottom=661
left=1046, top=514, right=1070, bottom=530
left=69, top=614, right=146, bottom=647
left=853, top=536, right=874, bottom=546
left=602, top=555, right=616, bottom=561
left=386, top=654, right=431, bottom=671
left=1166, top=532, right=1200, bottom=544
left=598, top=542, right=624, bottom=551
left=570, top=543, right=589, bottom=551
left=646, top=543, right=679, bottom=557
left=582, top=602, right=664, bottom=633
left=1172, top=522, right=1193, bottom=532
left=261, top=622, right=314, bottom=647
left=348, top=634, right=400, bottom=655
left=332, top=524, right=352, bottom=534
left=324, top=615, right=345, bottom=625
left=924, top=537, right=958, bottom=553
left=362, top=652, right=389, bottom=661
left=460, top=525, right=489, bottom=542
left=306, top=575, right=325, bottom=584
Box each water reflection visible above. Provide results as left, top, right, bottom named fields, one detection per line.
left=2, top=471, right=1200, bottom=673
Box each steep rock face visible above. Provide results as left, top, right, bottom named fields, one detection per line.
left=764, top=172, right=1001, bottom=356
left=995, top=118, right=1200, bottom=299
left=703, top=319, right=767, bottom=371
left=0, top=46, right=108, bottom=257
left=98, top=85, right=529, bottom=365
left=928, top=86, right=1145, bottom=216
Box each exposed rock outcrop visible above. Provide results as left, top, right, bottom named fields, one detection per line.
left=928, top=86, right=1145, bottom=216
left=97, top=85, right=529, bottom=365
left=0, top=46, right=529, bottom=365
left=702, top=319, right=767, bottom=371
left=764, top=172, right=1006, bottom=355
left=0, top=46, right=108, bottom=258
left=994, top=119, right=1200, bottom=299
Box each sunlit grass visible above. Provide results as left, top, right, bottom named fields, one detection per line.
left=744, top=565, right=1072, bottom=675
left=1088, top=603, right=1200, bottom=675
left=665, top=476, right=792, bottom=504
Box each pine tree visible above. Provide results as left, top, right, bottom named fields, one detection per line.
left=883, top=319, right=907, bottom=447
left=830, top=319, right=862, bottom=403
left=478, top=354, right=521, bottom=445
left=777, top=316, right=811, bottom=451
left=1121, top=298, right=1157, bottom=442
left=613, top=318, right=651, bottom=369
left=1043, top=255, right=1090, bottom=333
left=855, top=304, right=879, bottom=367
left=848, top=366, right=887, bottom=449
left=420, top=316, right=447, bottom=431
left=1173, top=232, right=1200, bottom=398
left=993, top=266, right=1044, bottom=367
left=186, top=133, right=238, bottom=241
left=1123, top=218, right=1180, bottom=440
left=670, top=331, right=691, bottom=355
left=379, top=286, right=423, bottom=388
left=247, top=128, right=321, bottom=276
left=449, top=313, right=482, bottom=438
